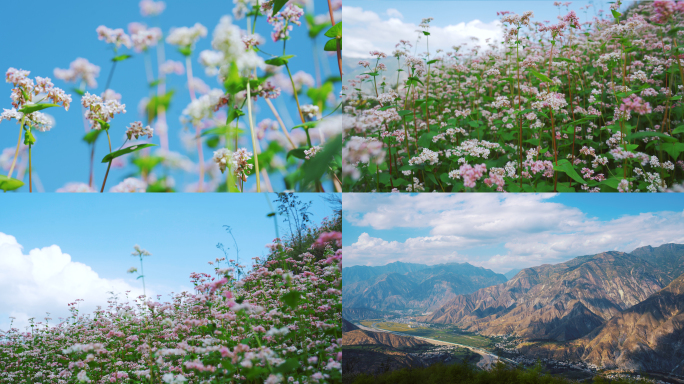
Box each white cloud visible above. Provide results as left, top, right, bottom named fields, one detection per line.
left=342, top=6, right=502, bottom=59
left=386, top=8, right=403, bottom=20
left=0, top=233, right=146, bottom=331
left=343, top=195, right=684, bottom=272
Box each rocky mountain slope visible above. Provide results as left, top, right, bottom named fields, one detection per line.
left=580, top=273, right=684, bottom=375
left=343, top=329, right=431, bottom=349
left=343, top=262, right=507, bottom=312
left=343, top=261, right=429, bottom=285
left=427, top=248, right=672, bottom=341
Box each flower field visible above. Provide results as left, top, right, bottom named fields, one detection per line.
left=0, top=0, right=342, bottom=193
left=342, top=0, right=684, bottom=192
left=0, top=224, right=342, bottom=383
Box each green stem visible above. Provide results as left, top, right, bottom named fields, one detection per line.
left=246, top=80, right=261, bottom=192
left=100, top=131, right=113, bottom=193
left=7, top=114, right=26, bottom=179
left=285, top=63, right=306, bottom=123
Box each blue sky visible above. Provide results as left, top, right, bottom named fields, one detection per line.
left=0, top=192, right=338, bottom=330
left=343, top=193, right=684, bottom=272
left=343, top=0, right=617, bottom=62
left=0, top=0, right=339, bottom=192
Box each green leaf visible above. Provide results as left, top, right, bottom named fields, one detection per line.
left=426, top=59, right=438, bottom=65
left=660, top=142, right=684, bottom=160
left=281, top=291, right=302, bottom=308
left=287, top=148, right=308, bottom=160
left=0, top=175, right=24, bottom=192
left=291, top=121, right=318, bottom=130
left=178, top=46, right=192, bottom=57
left=422, top=31, right=430, bottom=36
left=83, top=129, right=102, bottom=144
left=611, top=9, right=622, bottom=19
left=101, top=144, right=157, bottom=163
left=265, top=55, right=296, bottom=66
left=672, top=125, right=684, bottom=135
left=324, top=22, right=342, bottom=39
left=529, top=69, right=552, bottom=84
left=272, top=0, right=289, bottom=15
left=267, top=212, right=276, bottom=217
left=146, top=91, right=175, bottom=124
left=72, top=88, right=85, bottom=96
left=18, top=103, right=61, bottom=114
left=324, top=38, right=340, bottom=52
left=626, top=131, right=677, bottom=143
left=300, top=134, right=341, bottom=186
left=553, top=160, right=586, bottom=184
left=23, top=129, right=36, bottom=146
left=670, top=95, right=682, bottom=101
left=112, top=54, right=133, bottom=62
left=149, top=79, right=164, bottom=88
left=273, top=358, right=301, bottom=374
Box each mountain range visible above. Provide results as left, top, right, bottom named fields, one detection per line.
left=343, top=262, right=507, bottom=312
left=423, top=243, right=684, bottom=374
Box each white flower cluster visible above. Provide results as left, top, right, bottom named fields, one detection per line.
left=125, top=121, right=154, bottom=140
left=82, top=92, right=126, bottom=129
left=408, top=148, right=439, bottom=166
left=166, top=23, right=208, bottom=48
left=53, top=58, right=101, bottom=88
left=207, top=16, right=264, bottom=76
left=304, top=145, right=322, bottom=160
left=96, top=26, right=132, bottom=49
left=342, top=136, right=385, bottom=179
left=180, top=89, right=224, bottom=125
left=140, top=0, right=166, bottom=17
left=110, top=177, right=147, bottom=193
left=301, top=104, right=319, bottom=119
left=132, top=27, right=163, bottom=52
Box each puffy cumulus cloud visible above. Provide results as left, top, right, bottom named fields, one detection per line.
left=342, top=6, right=502, bottom=59
left=386, top=8, right=403, bottom=19
left=0, top=233, right=146, bottom=331
left=343, top=195, right=684, bottom=272
left=346, top=232, right=476, bottom=266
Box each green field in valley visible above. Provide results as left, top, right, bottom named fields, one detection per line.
left=366, top=321, right=495, bottom=350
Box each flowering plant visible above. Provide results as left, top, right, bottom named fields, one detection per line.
left=0, top=229, right=342, bottom=383
left=1, top=0, right=342, bottom=192
left=342, top=1, right=684, bottom=192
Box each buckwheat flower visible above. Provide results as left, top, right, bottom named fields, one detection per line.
left=127, top=267, right=138, bottom=273
left=268, top=3, right=305, bottom=42
left=232, top=148, right=254, bottom=181
left=0, top=108, right=22, bottom=124
left=180, top=89, right=224, bottom=125
left=265, top=374, right=284, bottom=384
left=304, top=145, right=322, bottom=160
left=77, top=370, right=91, bottom=383
left=101, top=89, right=122, bottom=102
left=211, top=16, right=244, bottom=63
left=198, top=50, right=225, bottom=76
left=56, top=182, right=97, bottom=193
left=273, top=71, right=314, bottom=95
left=233, top=0, right=258, bottom=19
left=618, top=179, right=631, bottom=192
left=162, top=373, right=187, bottom=384
left=160, top=60, right=185, bottom=75
left=620, top=94, right=652, bottom=115
left=6, top=67, right=31, bottom=86
left=140, top=0, right=166, bottom=17
left=301, top=104, right=319, bottom=119
left=29, top=112, right=55, bottom=132
left=213, top=148, right=232, bottom=173
left=132, top=27, right=163, bottom=52
left=166, top=23, right=207, bottom=48
left=242, top=33, right=265, bottom=50
left=96, top=26, right=133, bottom=49
left=110, top=177, right=147, bottom=192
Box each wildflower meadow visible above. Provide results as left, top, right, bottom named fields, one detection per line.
left=0, top=0, right=343, bottom=193
left=0, top=200, right=342, bottom=383
left=342, top=0, right=684, bottom=192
